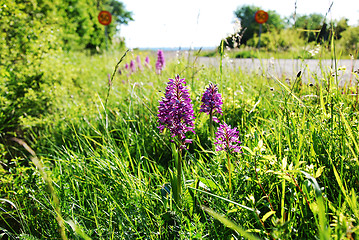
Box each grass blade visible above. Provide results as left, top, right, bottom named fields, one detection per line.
left=201, top=206, right=260, bottom=240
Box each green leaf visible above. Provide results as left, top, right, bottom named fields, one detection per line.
left=241, top=146, right=255, bottom=156
left=202, top=206, right=261, bottom=240
left=198, top=177, right=218, bottom=191
left=261, top=210, right=276, bottom=222
left=315, top=166, right=325, bottom=178
left=66, top=220, right=92, bottom=240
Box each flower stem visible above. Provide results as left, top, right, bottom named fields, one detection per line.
left=227, top=152, right=232, bottom=191
left=173, top=140, right=182, bottom=206
left=209, top=111, right=214, bottom=140
left=177, top=147, right=182, bottom=199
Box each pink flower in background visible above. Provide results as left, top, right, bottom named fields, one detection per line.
left=136, top=55, right=143, bottom=70
left=156, top=50, right=165, bottom=74
left=144, top=56, right=151, bottom=69
left=130, top=60, right=136, bottom=73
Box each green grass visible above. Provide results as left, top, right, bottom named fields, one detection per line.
left=1, top=48, right=359, bottom=239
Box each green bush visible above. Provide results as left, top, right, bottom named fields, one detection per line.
left=338, top=25, right=359, bottom=53
left=0, top=0, right=61, bottom=135
left=0, top=0, right=132, bottom=136
left=247, top=29, right=306, bottom=51
left=235, top=50, right=258, bottom=58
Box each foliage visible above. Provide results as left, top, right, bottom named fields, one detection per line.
left=334, top=18, right=350, bottom=40
left=1, top=2, right=359, bottom=239
left=58, top=0, right=132, bottom=51
left=1, top=49, right=359, bottom=239
left=247, top=28, right=306, bottom=51
left=294, top=13, right=324, bottom=29
left=106, top=0, right=133, bottom=25
left=293, top=13, right=328, bottom=43
left=0, top=0, right=61, bottom=135
left=338, top=25, right=359, bottom=53
left=0, top=0, right=132, bottom=138
left=230, top=5, right=357, bottom=54
left=233, top=5, right=286, bottom=45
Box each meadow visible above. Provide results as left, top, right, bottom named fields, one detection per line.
left=1, top=47, right=359, bottom=240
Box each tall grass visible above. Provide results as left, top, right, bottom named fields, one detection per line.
left=1, top=48, right=359, bottom=239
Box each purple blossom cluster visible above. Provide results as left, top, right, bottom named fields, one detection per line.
left=157, top=75, right=195, bottom=142
left=120, top=51, right=165, bottom=76
left=130, top=60, right=136, bottom=73
left=157, top=74, right=242, bottom=155
left=136, top=55, right=143, bottom=70
left=145, top=56, right=151, bottom=69
left=157, top=75, right=242, bottom=194
left=214, top=122, right=241, bottom=153
left=156, top=49, right=165, bottom=74
left=121, top=56, right=146, bottom=75
left=200, top=83, right=223, bottom=123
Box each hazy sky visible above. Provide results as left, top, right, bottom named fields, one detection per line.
left=119, top=0, right=359, bottom=49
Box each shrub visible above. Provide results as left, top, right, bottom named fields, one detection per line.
left=0, top=1, right=61, bottom=135
left=247, top=29, right=305, bottom=51
left=338, top=26, right=359, bottom=54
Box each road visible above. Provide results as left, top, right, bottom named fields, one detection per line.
left=163, top=51, right=358, bottom=86
left=196, top=57, right=358, bottom=86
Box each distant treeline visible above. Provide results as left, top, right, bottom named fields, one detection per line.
left=0, top=0, right=132, bottom=60
left=223, top=5, right=358, bottom=53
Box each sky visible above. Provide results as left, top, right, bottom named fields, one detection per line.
left=119, top=0, right=359, bottom=49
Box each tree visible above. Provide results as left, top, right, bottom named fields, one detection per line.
left=0, top=0, right=61, bottom=134
left=247, top=29, right=305, bottom=51
left=334, top=18, right=349, bottom=40
left=293, top=13, right=326, bottom=42
left=0, top=0, right=133, bottom=135
left=58, top=0, right=133, bottom=51
left=338, top=26, right=359, bottom=53
left=107, top=0, right=133, bottom=25
left=233, top=5, right=286, bottom=46
left=294, top=13, right=324, bottom=29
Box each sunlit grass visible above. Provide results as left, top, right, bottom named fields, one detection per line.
left=1, top=48, right=359, bottom=239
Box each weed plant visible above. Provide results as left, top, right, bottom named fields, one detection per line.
left=1, top=48, right=359, bottom=239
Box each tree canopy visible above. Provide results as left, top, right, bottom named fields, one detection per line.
left=0, top=0, right=133, bottom=56
left=233, top=5, right=285, bottom=45
left=294, top=13, right=326, bottom=42
left=0, top=0, right=133, bottom=134
left=226, top=4, right=358, bottom=51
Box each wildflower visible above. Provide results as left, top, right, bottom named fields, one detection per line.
left=158, top=75, right=195, bottom=142
left=214, top=122, right=241, bottom=154
left=200, top=83, right=223, bottom=123
left=130, top=60, right=136, bottom=73
left=156, top=49, right=165, bottom=74
left=144, top=56, right=151, bottom=69
left=214, top=122, right=241, bottom=191
left=124, top=63, right=129, bottom=70
left=158, top=75, right=195, bottom=204
left=136, top=55, right=143, bottom=70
